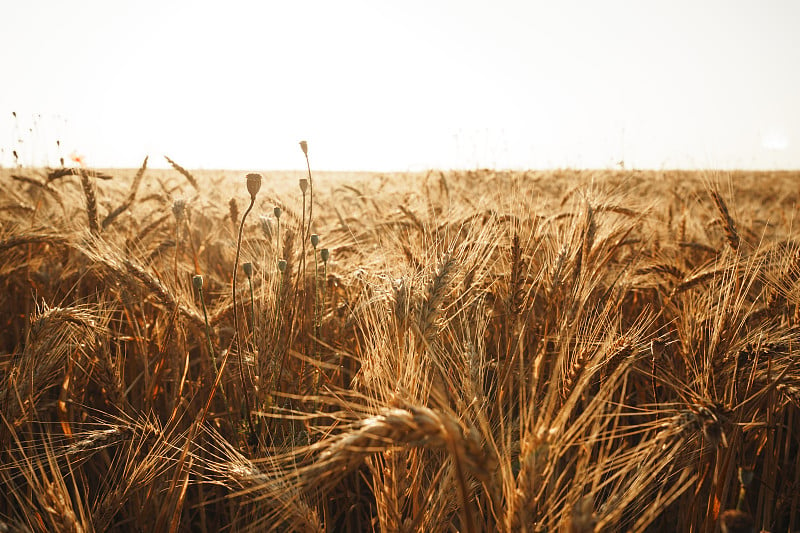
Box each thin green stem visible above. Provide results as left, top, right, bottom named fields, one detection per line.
left=313, top=248, right=320, bottom=332
left=233, top=197, right=256, bottom=442
left=304, top=152, right=313, bottom=244
left=312, top=247, right=321, bottom=400
left=173, top=223, right=180, bottom=286
left=198, top=287, right=225, bottom=399
left=322, top=259, right=328, bottom=317
left=300, top=191, right=307, bottom=288
left=199, top=289, right=217, bottom=373
left=247, top=275, right=255, bottom=334
left=274, top=266, right=287, bottom=390
left=276, top=217, right=281, bottom=255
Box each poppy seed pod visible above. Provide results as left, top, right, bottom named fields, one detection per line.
left=299, top=178, right=308, bottom=194
left=273, top=206, right=282, bottom=219
left=299, top=140, right=308, bottom=157
left=246, top=173, right=262, bottom=199
left=243, top=262, right=253, bottom=278
left=310, top=234, right=320, bottom=248
left=172, top=198, right=186, bottom=221
left=320, top=248, right=330, bottom=262
left=277, top=259, right=287, bottom=272
left=192, top=274, right=204, bottom=291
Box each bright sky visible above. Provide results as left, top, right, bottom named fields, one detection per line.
left=1, top=0, right=799, bottom=171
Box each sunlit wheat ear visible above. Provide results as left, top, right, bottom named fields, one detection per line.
left=417, top=253, right=457, bottom=340
left=304, top=405, right=493, bottom=532
left=171, top=198, right=185, bottom=285
left=120, top=257, right=204, bottom=328
left=79, top=168, right=99, bottom=235
left=259, top=215, right=272, bottom=239
left=42, top=482, right=85, bottom=533
left=164, top=155, right=199, bottom=190
left=229, top=198, right=239, bottom=235
left=710, top=189, right=740, bottom=251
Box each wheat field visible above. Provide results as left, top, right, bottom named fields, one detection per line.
left=1, top=156, right=799, bottom=532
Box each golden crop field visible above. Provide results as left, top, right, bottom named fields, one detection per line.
left=1, top=158, right=799, bottom=532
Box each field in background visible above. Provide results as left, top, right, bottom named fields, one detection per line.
left=1, top=163, right=800, bottom=532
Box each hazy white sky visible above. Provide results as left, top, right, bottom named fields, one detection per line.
left=1, top=0, right=798, bottom=170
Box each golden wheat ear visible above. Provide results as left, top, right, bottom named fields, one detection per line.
left=709, top=189, right=740, bottom=251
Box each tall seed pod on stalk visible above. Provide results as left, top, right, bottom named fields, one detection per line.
left=298, top=178, right=309, bottom=284
left=273, top=258, right=288, bottom=389
left=298, top=141, right=314, bottom=334
left=232, top=172, right=261, bottom=443
left=300, top=140, right=313, bottom=243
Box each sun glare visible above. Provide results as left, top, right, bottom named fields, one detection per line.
left=762, top=131, right=790, bottom=151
